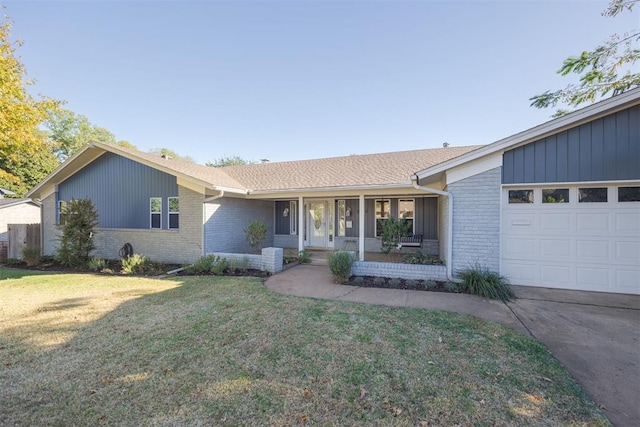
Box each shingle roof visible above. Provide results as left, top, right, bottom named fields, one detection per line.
left=109, top=144, right=481, bottom=192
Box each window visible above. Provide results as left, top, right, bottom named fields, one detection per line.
left=290, top=201, right=297, bottom=235
left=579, top=188, right=607, bottom=203
left=168, top=197, right=179, bottom=229
left=57, top=200, right=67, bottom=224
left=508, top=190, right=533, bottom=204
left=375, top=199, right=391, bottom=236
left=150, top=197, right=162, bottom=229
left=542, top=189, right=569, bottom=203
left=618, top=187, right=640, bottom=202
left=399, top=199, right=415, bottom=234
left=337, top=200, right=346, bottom=236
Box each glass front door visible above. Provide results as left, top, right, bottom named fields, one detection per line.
left=308, top=201, right=326, bottom=247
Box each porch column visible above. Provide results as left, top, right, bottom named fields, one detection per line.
left=358, top=194, right=365, bottom=261
left=298, top=196, right=304, bottom=253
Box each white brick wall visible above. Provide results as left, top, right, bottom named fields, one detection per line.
left=0, top=202, right=41, bottom=242
left=204, top=198, right=274, bottom=253
left=41, top=195, right=59, bottom=256
left=208, top=247, right=283, bottom=273
left=352, top=261, right=447, bottom=281
left=448, top=167, right=501, bottom=273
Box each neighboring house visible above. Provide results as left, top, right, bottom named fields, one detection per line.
left=27, top=88, right=639, bottom=295
left=0, top=199, right=41, bottom=242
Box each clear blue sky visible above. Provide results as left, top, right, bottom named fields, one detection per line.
left=5, top=0, right=638, bottom=164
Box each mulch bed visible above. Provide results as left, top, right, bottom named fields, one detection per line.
left=347, top=276, right=460, bottom=293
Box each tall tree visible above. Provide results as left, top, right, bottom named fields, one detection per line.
left=530, top=0, right=639, bottom=116
left=0, top=15, right=60, bottom=183
left=149, top=147, right=195, bottom=163
left=206, top=155, right=254, bottom=167
left=45, top=108, right=119, bottom=161
left=0, top=134, right=58, bottom=197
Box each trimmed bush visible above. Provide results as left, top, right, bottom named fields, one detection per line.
left=87, top=257, right=107, bottom=271
left=457, top=264, right=516, bottom=301
left=22, top=246, right=41, bottom=267
left=121, top=254, right=147, bottom=275
left=185, top=255, right=230, bottom=275
left=327, top=251, right=354, bottom=284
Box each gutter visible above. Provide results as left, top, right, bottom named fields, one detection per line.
left=411, top=175, right=454, bottom=281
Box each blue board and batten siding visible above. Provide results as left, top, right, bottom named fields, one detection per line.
left=57, top=152, right=178, bottom=229
left=503, top=105, right=640, bottom=184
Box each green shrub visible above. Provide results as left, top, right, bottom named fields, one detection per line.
left=121, top=254, right=147, bottom=275
left=211, top=257, right=229, bottom=276
left=22, top=246, right=41, bottom=267
left=402, top=251, right=444, bottom=265
left=444, top=281, right=459, bottom=292
left=87, top=257, right=107, bottom=271
left=244, top=219, right=268, bottom=253
left=425, top=280, right=438, bottom=290
left=56, top=198, right=99, bottom=267
left=4, top=258, right=23, bottom=266
left=185, top=255, right=230, bottom=275
left=457, top=264, right=516, bottom=302
left=379, top=215, right=411, bottom=255
left=326, top=251, right=354, bottom=284
left=373, top=277, right=386, bottom=286
left=298, top=250, right=311, bottom=264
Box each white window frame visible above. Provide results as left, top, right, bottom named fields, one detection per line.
left=168, top=197, right=179, bottom=229
left=337, top=200, right=346, bottom=237
left=398, top=198, right=415, bottom=234
left=289, top=201, right=297, bottom=235
left=150, top=197, right=162, bottom=229
left=57, top=200, right=67, bottom=224
left=375, top=199, right=391, bottom=237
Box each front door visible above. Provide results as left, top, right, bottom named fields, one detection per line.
left=308, top=201, right=326, bottom=247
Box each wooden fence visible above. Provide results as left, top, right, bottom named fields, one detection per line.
left=7, top=223, right=41, bottom=259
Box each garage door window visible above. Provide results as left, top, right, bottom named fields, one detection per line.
left=618, top=187, right=640, bottom=202
left=542, top=188, right=569, bottom=203
left=579, top=188, right=607, bottom=203
left=508, top=190, right=533, bottom=204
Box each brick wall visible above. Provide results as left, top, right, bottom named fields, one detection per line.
left=204, top=198, right=274, bottom=254
left=447, top=167, right=501, bottom=273
left=352, top=261, right=447, bottom=281
left=0, top=203, right=40, bottom=242
left=41, top=195, right=59, bottom=256
left=208, top=247, right=283, bottom=273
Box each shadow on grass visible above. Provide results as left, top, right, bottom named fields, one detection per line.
left=0, top=267, right=52, bottom=280
left=0, top=275, right=609, bottom=426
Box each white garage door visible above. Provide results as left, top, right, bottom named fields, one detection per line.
left=501, top=185, right=640, bottom=295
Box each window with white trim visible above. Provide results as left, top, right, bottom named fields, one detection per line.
left=168, top=197, right=179, bottom=229
left=290, top=201, right=297, bottom=235
left=579, top=188, right=607, bottom=203
left=337, top=200, right=346, bottom=237
left=57, top=200, right=67, bottom=224
left=618, top=186, right=640, bottom=202
left=375, top=199, right=391, bottom=237
left=399, top=199, right=415, bottom=234
left=150, top=197, right=162, bottom=229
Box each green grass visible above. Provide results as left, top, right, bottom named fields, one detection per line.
left=0, top=268, right=609, bottom=426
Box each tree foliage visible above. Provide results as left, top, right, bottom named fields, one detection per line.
left=530, top=0, right=639, bottom=116
left=56, top=198, right=99, bottom=267
left=149, top=147, right=195, bottom=163
left=0, top=15, right=60, bottom=183
left=45, top=108, right=117, bottom=160
left=0, top=136, right=58, bottom=197
left=206, top=155, right=254, bottom=167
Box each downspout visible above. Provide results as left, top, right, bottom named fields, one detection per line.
left=411, top=175, right=454, bottom=281
left=202, top=191, right=224, bottom=255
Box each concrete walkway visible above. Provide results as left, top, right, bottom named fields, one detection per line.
left=265, top=264, right=640, bottom=427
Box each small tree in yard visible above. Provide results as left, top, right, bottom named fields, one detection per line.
left=380, top=215, right=411, bottom=258
left=56, top=198, right=99, bottom=267
left=244, top=219, right=267, bottom=253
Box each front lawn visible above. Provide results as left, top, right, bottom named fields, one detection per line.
left=0, top=269, right=609, bottom=425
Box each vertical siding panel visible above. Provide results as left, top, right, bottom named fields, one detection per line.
left=425, top=197, right=438, bottom=239
left=556, top=131, right=568, bottom=182
left=579, top=122, right=592, bottom=181
left=603, top=113, right=617, bottom=179
left=616, top=108, right=630, bottom=179
left=414, top=197, right=424, bottom=236
left=591, top=118, right=604, bottom=181
left=523, top=144, right=535, bottom=183
left=567, top=127, right=580, bottom=182
left=534, top=139, right=546, bottom=182
left=513, top=147, right=525, bottom=183
left=346, top=199, right=359, bottom=238
left=502, top=150, right=514, bottom=184
left=58, top=153, right=178, bottom=229
left=545, top=135, right=557, bottom=182
left=629, top=106, right=640, bottom=178
left=365, top=199, right=374, bottom=238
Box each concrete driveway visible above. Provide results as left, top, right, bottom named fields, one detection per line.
left=266, top=265, right=640, bottom=426
left=507, top=287, right=640, bottom=427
